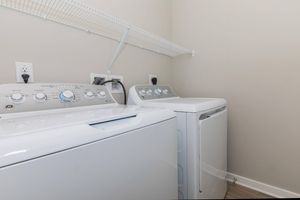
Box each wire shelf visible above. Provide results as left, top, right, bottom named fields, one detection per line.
left=0, top=0, right=193, bottom=57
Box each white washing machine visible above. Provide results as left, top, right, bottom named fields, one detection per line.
left=128, top=85, right=228, bottom=199
left=0, top=83, right=178, bottom=200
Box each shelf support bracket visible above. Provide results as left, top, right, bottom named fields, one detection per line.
left=106, top=26, right=131, bottom=74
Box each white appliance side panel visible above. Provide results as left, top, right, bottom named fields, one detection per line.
left=186, top=113, right=201, bottom=199
left=0, top=119, right=178, bottom=200
left=199, top=110, right=228, bottom=199
left=176, top=112, right=188, bottom=200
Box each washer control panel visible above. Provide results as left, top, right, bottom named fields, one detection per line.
left=0, top=84, right=116, bottom=114
left=135, top=85, right=176, bottom=100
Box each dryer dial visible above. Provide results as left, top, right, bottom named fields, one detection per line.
left=139, top=90, right=146, bottom=97
left=146, top=90, right=153, bottom=96
left=163, top=89, right=169, bottom=95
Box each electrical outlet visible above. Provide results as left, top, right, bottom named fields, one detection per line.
left=108, top=75, right=124, bottom=94
left=90, top=73, right=108, bottom=85
left=149, top=74, right=158, bottom=85
left=16, top=62, right=34, bottom=83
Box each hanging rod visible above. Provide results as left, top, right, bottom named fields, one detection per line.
left=0, top=0, right=194, bottom=57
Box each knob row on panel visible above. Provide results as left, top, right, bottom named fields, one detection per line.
left=9, top=90, right=107, bottom=104
left=84, top=91, right=106, bottom=99
left=138, top=88, right=169, bottom=97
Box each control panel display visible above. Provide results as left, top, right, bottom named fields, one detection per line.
left=0, top=84, right=115, bottom=114
left=135, top=85, right=176, bottom=100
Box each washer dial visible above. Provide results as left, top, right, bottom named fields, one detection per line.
left=59, top=90, right=75, bottom=102
left=35, top=92, right=47, bottom=101
left=10, top=93, right=24, bottom=103
left=85, top=91, right=95, bottom=98
left=98, top=91, right=106, bottom=98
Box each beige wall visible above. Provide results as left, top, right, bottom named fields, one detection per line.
left=172, top=0, right=300, bottom=193
left=0, top=0, right=172, bottom=103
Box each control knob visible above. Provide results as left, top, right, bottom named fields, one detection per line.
left=154, top=88, right=162, bottom=95
left=10, top=93, right=24, bottom=103
left=98, top=91, right=106, bottom=98
left=59, top=90, right=75, bottom=102
left=146, top=90, right=153, bottom=96
left=139, top=90, right=146, bottom=97
left=163, top=89, right=169, bottom=95
left=85, top=91, right=95, bottom=98
left=35, top=93, right=47, bottom=101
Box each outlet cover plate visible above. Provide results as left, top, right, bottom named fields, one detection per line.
left=108, top=75, right=124, bottom=94
left=16, top=62, right=34, bottom=83
left=149, top=74, right=158, bottom=85
left=90, top=73, right=108, bottom=85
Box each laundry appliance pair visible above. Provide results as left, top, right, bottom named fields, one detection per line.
left=0, top=83, right=227, bottom=200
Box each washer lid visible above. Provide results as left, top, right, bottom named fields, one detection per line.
left=0, top=105, right=175, bottom=168
left=143, top=98, right=227, bottom=113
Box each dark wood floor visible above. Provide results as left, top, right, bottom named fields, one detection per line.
left=225, top=183, right=274, bottom=199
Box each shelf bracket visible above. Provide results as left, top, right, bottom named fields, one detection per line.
left=106, top=26, right=131, bottom=74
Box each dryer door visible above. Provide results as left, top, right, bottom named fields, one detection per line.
left=199, top=108, right=228, bottom=199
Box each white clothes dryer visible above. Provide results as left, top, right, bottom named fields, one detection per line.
left=128, top=85, right=228, bottom=199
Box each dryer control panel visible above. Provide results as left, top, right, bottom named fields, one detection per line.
left=134, top=85, right=176, bottom=100
left=0, top=84, right=116, bottom=114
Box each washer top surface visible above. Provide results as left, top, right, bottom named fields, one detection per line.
left=128, top=85, right=226, bottom=113
left=1, top=105, right=134, bottom=137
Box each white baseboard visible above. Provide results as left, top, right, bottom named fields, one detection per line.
left=226, top=173, right=300, bottom=198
